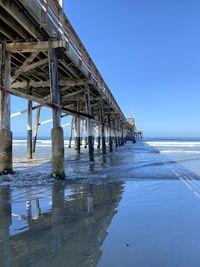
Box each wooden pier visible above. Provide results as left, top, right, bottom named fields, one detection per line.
left=0, top=0, right=136, bottom=178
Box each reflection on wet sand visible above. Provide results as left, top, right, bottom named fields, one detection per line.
left=0, top=182, right=124, bottom=267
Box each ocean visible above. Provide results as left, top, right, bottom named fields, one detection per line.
left=1, top=137, right=200, bottom=266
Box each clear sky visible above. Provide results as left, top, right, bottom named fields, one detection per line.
left=11, top=0, right=200, bottom=137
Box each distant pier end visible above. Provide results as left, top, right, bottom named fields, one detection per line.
left=0, top=0, right=136, bottom=178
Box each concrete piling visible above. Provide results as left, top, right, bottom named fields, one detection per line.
left=51, top=127, right=65, bottom=179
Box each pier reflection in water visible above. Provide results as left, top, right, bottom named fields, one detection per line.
left=0, top=182, right=124, bottom=267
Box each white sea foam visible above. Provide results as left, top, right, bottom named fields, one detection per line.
left=160, top=150, right=200, bottom=154
left=146, top=141, right=200, bottom=147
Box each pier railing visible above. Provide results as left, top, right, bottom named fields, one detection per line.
left=19, top=0, right=125, bottom=120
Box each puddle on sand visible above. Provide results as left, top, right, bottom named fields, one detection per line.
left=1, top=178, right=200, bottom=267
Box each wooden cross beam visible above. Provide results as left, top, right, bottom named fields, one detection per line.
left=12, top=78, right=89, bottom=89
left=12, top=52, right=39, bottom=82
left=0, top=85, right=60, bottom=110
left=62, top=88, right=86, bottom=99
left=6, top=40, right=68, bottom=53
left=11, top=104, right=43, bottom=118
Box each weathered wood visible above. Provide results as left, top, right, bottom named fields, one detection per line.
left=11, top=104, right=43, bottom=118
left=49, top=46, right=65, bottom=178
left=84, top=120, right=88, bottom=148
left=62, top=107, right=94, bottom=119
left=108, top=114, right=113, bottom=152
left=68, top=117, right=74, bottom=148
left=0, top=0, right=41, bottom=38
left=12, top=53, right=39, bottom=82
left=74, top=101, right=81, bottom=153
left=49, top=46, right=61, bottom=128
left=6, top=40, right=68, bottom=53
left=27, top=94, right=33, bottom=159
left=19, top=58, right=48, bottom=74
left=32, top=107, right=41, bottom=153
left=100, top=101, right=106, bottom=154
left=0, top=84, right=60, bottom=110
left=0, top=42, right=13, bottom=174
left=62, top=88, right=86, bottom=99
left=85, top=85, right=94, bottom=161
left=0, top=45, right=11, bottom=131
left=12, top=79, right=89, bottom=89
left=97, top=121, right=101, bottom=149
left=121, top=124, right=124, bottom=146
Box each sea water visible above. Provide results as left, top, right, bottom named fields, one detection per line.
left=1, top=138, right=200, bottom=266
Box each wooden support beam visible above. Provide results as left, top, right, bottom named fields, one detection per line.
left=6, top=40, right=68, bottom=53
left=68, top=117, right=74, bottom=148
left=84, top=120, right=88, bottom=149
left=100, top=101, right=106, bottom=154
left=49, top=45, right=65, bottom=179
left=74, top=101, right=81, bottom=154
left=11, top=104, right=43, bottom=118
left=0, top=85, right=60, bottom=110
left=27, top=97, right=33, bottom=159
left=39, top=114, right=68, bottom=126
left=85, top=85, right=94, bottom=161
left=108, top=114, right=113, bottom=152
left=12, top=79, right=89, bottom=89
left=12, top=52, right=39, bottom=82
left=33, top=107, right=41, bottom=153
left=62, top=107, right=94, bottom=119
left=62, top=88, right=86, bottom=99
left=19, top=58, right=48, bottom=74
left=97, top=117, right=101, bottom=149
left=0, top=42, right=13, bottom=174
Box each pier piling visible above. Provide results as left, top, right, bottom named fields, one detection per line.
left=75, top=101, right=81, bottom=153
left=100, top=102, right=106, bottom=154
left=108, top=114, right=113, bottom=152
left=85, top=85, right=94, bottom=161
left=0, top=43, right=13, bottom=174
left=27, top=96, right=33, bottom=159
left=32, top=107, right=41, bottom=153
left=49, top=46, right=65, bottom=179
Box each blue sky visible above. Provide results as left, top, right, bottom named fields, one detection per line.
left=11, top=0, right=200, bottom=137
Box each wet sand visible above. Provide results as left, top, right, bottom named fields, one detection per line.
left=1, top=141, right=200, bottom=266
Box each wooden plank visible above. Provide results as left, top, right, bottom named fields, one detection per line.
left=0, top=0, right=41, bottom=38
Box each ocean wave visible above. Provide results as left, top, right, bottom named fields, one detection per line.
left=146, top=141, right=200, bottom=147
left=160, top=150, right=200, bottom=154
